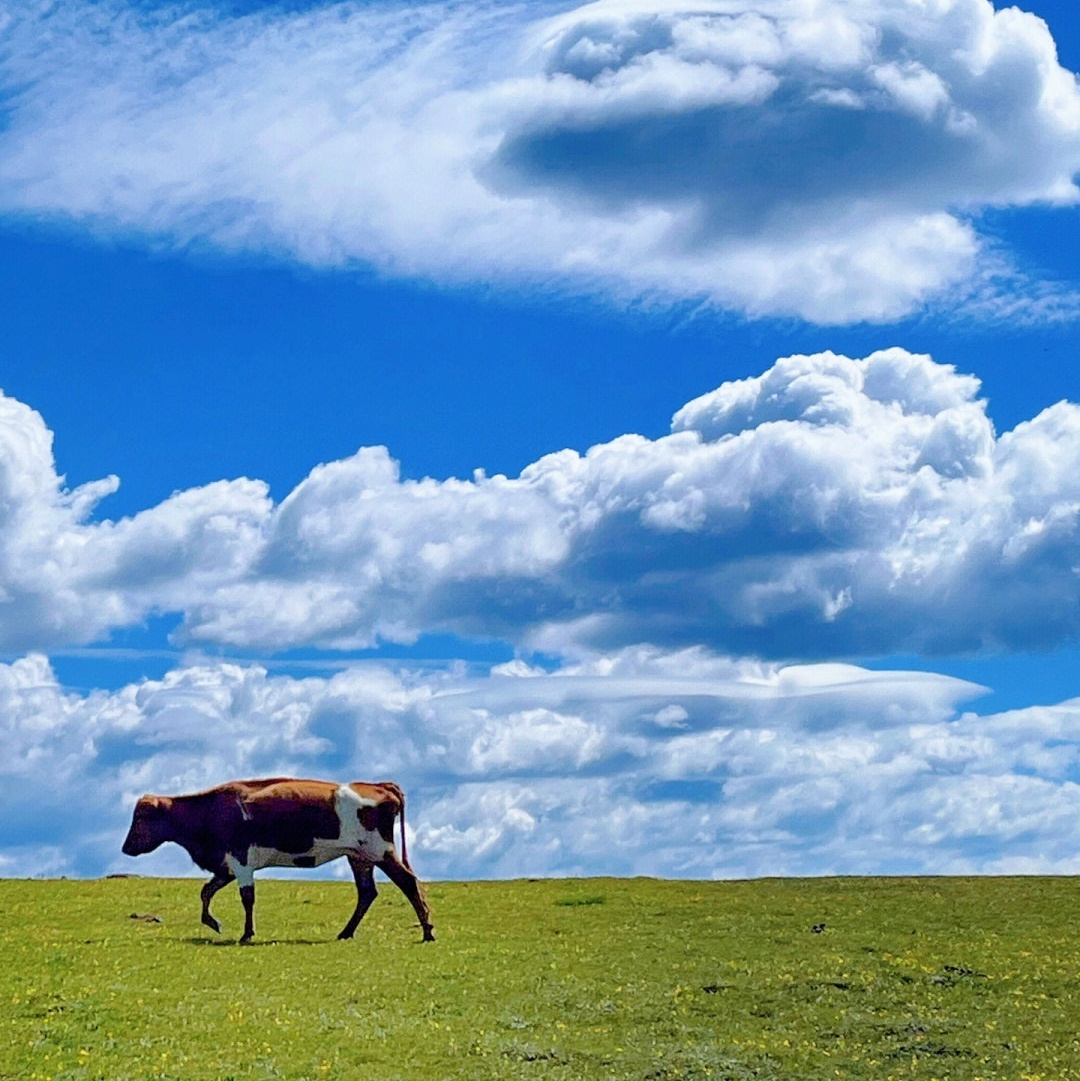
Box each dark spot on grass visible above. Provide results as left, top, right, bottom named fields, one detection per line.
left=890, top=1043, right=976, bottom=1059
left=500, top=1045, right=565, bottom=1063
left=645, top=1049, right=779, bottom=1079
left=885, top=1023, right=928, bottom=1038
left=555, top=894, right=606, bottom=907
left=931, top=965, right=988, bottom=986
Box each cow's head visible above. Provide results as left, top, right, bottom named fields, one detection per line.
left=122, top=795, right=172, bottom=856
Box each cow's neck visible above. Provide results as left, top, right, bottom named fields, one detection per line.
left=168, top=796, right=225, bottom=874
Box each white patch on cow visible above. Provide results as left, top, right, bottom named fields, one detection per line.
left=225, top=785, right=396, bottom=884
left=225, top=852, right=256, bottom=887
left=333, top=784, right=396, bottom=863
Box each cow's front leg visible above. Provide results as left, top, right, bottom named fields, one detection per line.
left=239, top=884, right=256, bottom=944
left=226, top=856, right=258, bottom=944
left=200, top=872, right=234, bottom=934
left=339, top=857, right=378, bottom=940
left=377, top=852, right=435, bottom=942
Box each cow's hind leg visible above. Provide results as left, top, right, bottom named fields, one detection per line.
left=377, top=852, right=435, bottom=942
left=200, top=872, right=233, bottom=934
left=338, top=857, right=378, bottom=940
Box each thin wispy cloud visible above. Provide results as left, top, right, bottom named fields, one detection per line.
left=2, top=0, right=1079, bottom=321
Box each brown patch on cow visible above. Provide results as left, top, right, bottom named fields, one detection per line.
left=376, top=801, right=397, bottom=844
left=348, top=782, right=400, bottom=806
left=356, top=799, right=399, bottom=845
left=240, top=782, right=341, bottom=855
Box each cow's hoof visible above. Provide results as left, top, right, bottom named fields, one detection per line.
left=337, top=929, right=354, bottom=941
left=239, top=934, right=254, bottom=945
left=203, top=917, right=221, bottom=934
left=422, top=928, right=436, bottom=943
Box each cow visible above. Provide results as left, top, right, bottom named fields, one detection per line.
left=121, top=777, right=434, bottom=944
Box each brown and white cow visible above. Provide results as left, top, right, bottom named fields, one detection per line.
left=122, top=777, right=434, bottom=944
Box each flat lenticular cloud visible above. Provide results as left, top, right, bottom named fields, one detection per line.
left=1, top=0, right=1079, bottom=321
left=6, top=648, right=1080, bottom=880
left=1, top=347, right=1080, bottom=659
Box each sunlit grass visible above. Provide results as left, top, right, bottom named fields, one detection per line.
left=1, top=876, right=1077, bottom=1079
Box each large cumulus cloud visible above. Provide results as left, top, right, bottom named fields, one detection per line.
left=6, top=649, right=1080, bottom=880
left=2, top=347, right=1080, bottom=658
left=1, top=0, right=1079, bottom=320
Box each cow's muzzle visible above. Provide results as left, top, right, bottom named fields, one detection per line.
left=122, top=830, right=153, bottom=856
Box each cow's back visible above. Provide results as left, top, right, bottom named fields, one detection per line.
left=238, top=780, right=341, bottom=855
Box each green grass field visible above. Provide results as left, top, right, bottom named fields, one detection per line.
left=1, top=876, right=1077, bottom=1080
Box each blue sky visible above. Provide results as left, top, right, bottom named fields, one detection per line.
left=2, top=0, right=1080, bottom=881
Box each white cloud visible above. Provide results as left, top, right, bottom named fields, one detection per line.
left=467, top=708, right=607, bottom=773
left=869, top=60, right=950, bottom=121
left=0, top=390, right=270, bottom=651
left=1, top=0, right=1079, bottom=321
left=7, top=648, right=1080, bottom=880
left=1, top=348, right=1080, bottom=659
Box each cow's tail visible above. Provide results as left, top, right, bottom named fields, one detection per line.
left=380, top=781, right=412, bottom=871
